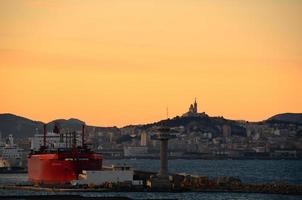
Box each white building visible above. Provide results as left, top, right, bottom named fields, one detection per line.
left=140, top=131, right=147, bottom=146
left=72, top=165, right=134, bottom=185
left=124, top=146, right=148, bottom=157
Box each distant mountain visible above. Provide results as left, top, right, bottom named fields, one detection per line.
left=0, top=113, right=87, bottom=139
left=47, top=118, right=85, bottom=131
left=1, top=112, right=301, bottom=139
left=0, top=113, right=118, bottom=139
left=0, top=113, right=44, bottom=138
left=267, top=113, right=302, bottom=124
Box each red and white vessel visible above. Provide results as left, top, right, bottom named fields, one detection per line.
left=28, top=124, right=102, bottom=184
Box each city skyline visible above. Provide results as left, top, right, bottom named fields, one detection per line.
left=1, top=0, right=301, bottom=127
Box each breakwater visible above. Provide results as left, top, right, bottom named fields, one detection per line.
left=1, top=170, right=301, bottom=195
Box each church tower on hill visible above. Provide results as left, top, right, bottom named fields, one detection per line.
left=193, top=98, right=197, bottom=113
left=188, top=98, right=198, bottom=114
left=183, top=98, right=206, bottom=117
left=182, top=98, right=207, bottom=117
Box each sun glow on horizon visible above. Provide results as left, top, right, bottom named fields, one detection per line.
left=1, top=0, right=301, bottom=127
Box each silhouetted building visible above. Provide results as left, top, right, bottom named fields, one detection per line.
left=182, top=98, right=207, bottom=117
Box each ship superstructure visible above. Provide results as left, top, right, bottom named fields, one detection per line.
left=27, top=124, right=102, bottom=184
left=0, top=134, right=24, bottom=170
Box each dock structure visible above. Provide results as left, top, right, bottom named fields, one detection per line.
left=148, top=127, right=176, bottom=190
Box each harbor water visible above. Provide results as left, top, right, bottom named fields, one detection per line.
left=1, top=159, right=302, bottom=199
left=104, top=159, right=302, bottom=184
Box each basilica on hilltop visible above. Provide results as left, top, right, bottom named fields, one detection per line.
left=182, top=98, right=207, bottom=117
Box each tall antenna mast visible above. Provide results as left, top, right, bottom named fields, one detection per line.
left=43, top=124, right=47, bottom=148
left=82, top=124, right=85, bottom=147
left=166, top=106, right=169, bottom=119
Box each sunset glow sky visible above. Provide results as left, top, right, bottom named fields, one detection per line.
left=1, top=0, right=301, bottom=127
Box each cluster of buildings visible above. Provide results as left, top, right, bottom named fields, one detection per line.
left=85, top=99, right=302, bottom=159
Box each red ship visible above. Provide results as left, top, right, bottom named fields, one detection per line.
left=28, top=124, right=102, bottom=184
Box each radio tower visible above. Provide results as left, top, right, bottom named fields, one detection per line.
left=166, top=106, right=169, bottom=119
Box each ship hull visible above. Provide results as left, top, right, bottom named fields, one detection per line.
left=28, top=152, right=102, bottom=184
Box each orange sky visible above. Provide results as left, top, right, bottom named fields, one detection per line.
left=0, top=0, right=301, bottom=127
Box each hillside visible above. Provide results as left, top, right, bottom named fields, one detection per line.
left=0, top=113, right=119, bottom=139
left=138, top=115, right=246, bottom=137
left=47, top=118, right=85, bottom=131
left=1, top=112, right=301, bottom=139
left=0, top=113, right=87, bottom=138
left=267, top=113, right=302, bottom=124
left=0, top=113, right=44, bottom=138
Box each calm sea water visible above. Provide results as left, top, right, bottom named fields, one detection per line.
left=0, top=159, right=301, bottom=200
left=104, top=159, right=302, bottom=184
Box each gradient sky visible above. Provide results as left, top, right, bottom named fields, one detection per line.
left=0, top=0, right=301, bottom=127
